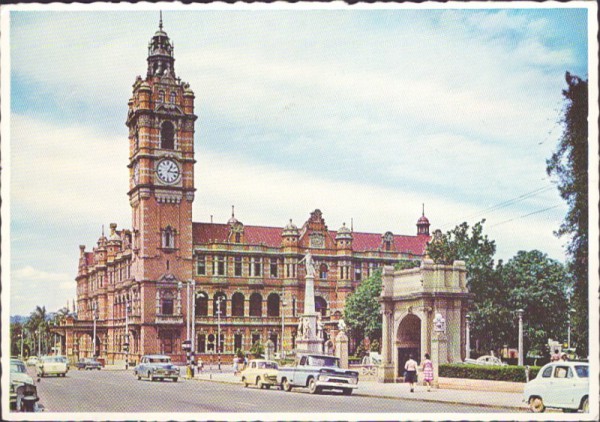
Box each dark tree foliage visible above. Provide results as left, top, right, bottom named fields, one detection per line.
left=546, top=72, right=589, bottom=356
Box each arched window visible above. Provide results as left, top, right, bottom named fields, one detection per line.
left=231, top=292, right=245, bottom=317
left=319, top=263, right=328, bottom=279
left=161, top=121, right=175, bottom=150
left=158, top=90, right=165, bottom=102
left=213, top=292, right=227, bottom=317
left=267, top=293, right=280, bottom=317
left=169, top=91, right=176, bottom=104
left=162, top=226, right=175, bottom=249
left=315, top=296, right=327, bottom=318
left=195, top=292, right=208, bottom=316
left=249, top=293, right=262, bottom=317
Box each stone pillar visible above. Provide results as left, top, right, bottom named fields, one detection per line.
left=304, top=274, right=315, bottom=314
left=378, top=308, right=395, bottom=383
left=431, top=331, right=448, bottom=388
left=295, top=273, right=322, bottom=354
left=335, top=330, right=349, bottom=369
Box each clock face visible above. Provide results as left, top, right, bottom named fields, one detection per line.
left=156, top=159, right=180, bottom=184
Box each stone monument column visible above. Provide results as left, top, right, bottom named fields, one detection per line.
left=295, top=251, right=323, bottom=354
left=431, top=313, right=448, bottom=389
left=335, top=329, right=349, bottom=368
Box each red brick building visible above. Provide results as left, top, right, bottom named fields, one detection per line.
left=56, top=21, right=431, bottom=365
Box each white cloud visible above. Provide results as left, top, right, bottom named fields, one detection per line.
left=10, top=266, right=76, bottom=316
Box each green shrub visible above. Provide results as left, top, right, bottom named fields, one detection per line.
left=439, top=364, right=541, bottom=383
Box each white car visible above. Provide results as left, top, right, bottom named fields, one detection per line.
left=37, top=355, right=69, bottom=377
left=523, top=361, right=589, bottom=413
left=464, top=355, right=507, bottom=366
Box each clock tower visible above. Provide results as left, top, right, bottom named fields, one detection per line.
left=126, top=16, right=196, bottom=286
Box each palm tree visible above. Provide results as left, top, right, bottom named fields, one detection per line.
left=25, top=306, right=48, bottom=355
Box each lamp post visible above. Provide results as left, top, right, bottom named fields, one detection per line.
left=92, top=301, right=98, bottom=358
left=191, top=280, right=196, bottom=375
left=567, top=307, right=575, bottom=350
left=465, top=313, right=471, bottom=360
left=281, top=294, right=287, bottom=358
left=179, top=281, right=192, bottom=378
left=216, top=296, right=224, bottom=371
left=37, top=329, right=41, bottom=356
left=517, top=309, right=524, bottom=366
left=124, top=300, right=130, bottom=370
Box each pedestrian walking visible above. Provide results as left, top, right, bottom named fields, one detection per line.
left=421, top=353, right=434, bottom=392
left=404, top=354, right=418, bottom=393
left=233, top=356, right=239, bottom=375
left=198, top=357, right=204, bottom=372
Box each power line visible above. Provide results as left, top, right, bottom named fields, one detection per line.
left=439, top=185, right=555, bottom=229
left=489, top=204, right=563, bottom=228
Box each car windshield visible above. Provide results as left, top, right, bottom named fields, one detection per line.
left=42, top=356, right=61, bottom=362
left=575, top=365, right=589, bottom=378
left=258, top=362, right=278, bottom=369
left=308, top=356, right=340, bottom=368
left=149, top=358, right=171, bottom=363
left=11, top=362, right=27, bottom=373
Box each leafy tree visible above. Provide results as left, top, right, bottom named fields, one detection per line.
left=546, top=72, right=589, bottom=356
left=500, top=250, right=571, bottom=355
left=344, top=269, right=383, bottom=351
left=25, top=305, right=49, bottom=355
left=426, top=221, right=500, bottom=353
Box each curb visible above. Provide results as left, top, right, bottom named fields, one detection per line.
left=191, top=376, right=526, bottom=411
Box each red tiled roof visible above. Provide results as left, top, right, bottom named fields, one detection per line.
left=193, top=222, right=429, bottom=254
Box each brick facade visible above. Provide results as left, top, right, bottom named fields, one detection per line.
left=56, top=21, right=431, bottom=365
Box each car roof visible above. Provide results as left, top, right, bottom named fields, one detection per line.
left=11, top=358, right=25, bottom=364
left=545, top=361, right=588, bottom=366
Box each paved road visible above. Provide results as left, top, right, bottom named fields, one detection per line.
left=34, top=369, right=510, bottom=414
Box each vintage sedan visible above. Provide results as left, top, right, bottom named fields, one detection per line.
left=240, top=359, right=279, bottom=389
left=76, top=357, right=102, bottom=370
left=524, top=361, right=589, bottom=413
left=37, top=355, right=68, bottom=377
left=134, top=354, right=179, bottom=382
left=10, top=358, right=40, bottom=412
left=464, top=355, right=507, bottom=366
left=26, top=356, right=39, bottom=367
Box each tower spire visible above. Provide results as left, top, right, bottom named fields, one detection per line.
left=231, top=205, right=235, bottom=218
left=159, top=10, right=163, bottom=31
left=422, top=203, right=425, bottom=216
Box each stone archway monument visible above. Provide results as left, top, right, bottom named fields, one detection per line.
left=378, top=259, right=471, bottom=383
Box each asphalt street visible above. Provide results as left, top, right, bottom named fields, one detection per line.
left=30, top=368, right=510, bottom=414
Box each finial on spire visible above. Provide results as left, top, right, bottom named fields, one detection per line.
left=351, top=218, right=354, bottom=232
left=422, top=203, right=425, bottom=216
left=159, top=10, right=163, bottom=30
left=231, top=205, right=235, bottom=218
left=102, top=224, right=105, bottom=237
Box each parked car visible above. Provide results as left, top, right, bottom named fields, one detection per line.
left=464, top=355, right=507, bottom=366
left=240, top=359, right=279, bottom=389
left=134, top=354, right=179, bottom=382
left=523, top=361, right=589, bottom=413
left=277, top=354, right=359, bottom=395
left=37, top=355, right=69, bottom=377
left=56, top=356, right=70, bottom=370
left=26, top=356, right=39, bottom=367
left=10, top=358, right=40, bottom=412
left=76, top=357, right=102, bottom=370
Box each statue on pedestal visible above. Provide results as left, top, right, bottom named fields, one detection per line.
left=298, top=250, right=315, bottom=278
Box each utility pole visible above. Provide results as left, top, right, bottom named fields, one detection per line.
left=125, top=300, right=130, bottom=370
left=217, top=297, right=223, bottom=371
left=93, top=301, right=98, bottom=357
left=517, top=309, right=524, bottom=366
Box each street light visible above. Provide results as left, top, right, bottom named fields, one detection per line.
left=36, top=329, right=41, bottom=356
left=20, top=332, right=24, bottom=359
left=124, top=299, right=130, bottom=370
left=281, top=292, right=287, bottom=358
left=216, top=296, right=224, bottom=371
left=517, top=309, right=524, bottom=366
left=465, top=314, right=471, bottom=360
left=567, top=307, right=576, bottom=350
left=92, top=301, right=98, bottom=358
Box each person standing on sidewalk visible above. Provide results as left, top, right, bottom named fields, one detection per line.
left=421, top=353, right=434, bottom=392
left=404, top=354, right=418, bottom=393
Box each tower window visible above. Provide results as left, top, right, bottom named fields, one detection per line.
left=161, top=121, right=175, bottom=150
left=162, top=226, right=175, bottom=249
left=158, top=90, right=165, bottom=102
left=214, top=256, right=226, bottom=276
left=169, top=91, right=176, bottom=104
left=234, top=257, right=242, bottom=277
left=235, top=232, right=241, bottom=243
left=319, top=263, right=328, bottom=279
left=270, top=258, right=278, bottom=278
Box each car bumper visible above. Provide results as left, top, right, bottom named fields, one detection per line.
left=316, top=380, right=358, bottom=389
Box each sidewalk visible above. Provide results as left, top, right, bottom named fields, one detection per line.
left=190, top=368, right=527, bottom=411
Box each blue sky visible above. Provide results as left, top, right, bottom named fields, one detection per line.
left=2, top=4, right=595, bottom=316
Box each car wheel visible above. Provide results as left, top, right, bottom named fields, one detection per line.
left=581, top=397, right=589, bottom=412
left=147, top=371, right=153, bottom=381
left=529, top=397, right=545, bottom=413
left=242, top=377, right=248, bottom=387
left=137, top=374, right=141, bottom=380
left=172, top=378, right=178, bottom=382
left=308, top=378, right=320, bottom=394
left=264, top=384, right=271, bottom=390
left=282, top=378, right=292, bottom=392
left=342, top=388, right=352, bottom=396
